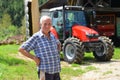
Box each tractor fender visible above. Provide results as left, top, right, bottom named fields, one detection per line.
left=50, top=26, right=59, bottom=39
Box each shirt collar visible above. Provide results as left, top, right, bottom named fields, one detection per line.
left=39, top=30, right=44, bottom=37
left=39, top=30, right=51, bottom=38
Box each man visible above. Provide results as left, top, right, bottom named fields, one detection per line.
left=19, top=15, right=61, bottom=80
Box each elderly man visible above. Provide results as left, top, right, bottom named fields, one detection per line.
left=19, top=15, right=61, bottom=80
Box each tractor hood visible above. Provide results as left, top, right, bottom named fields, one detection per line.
left=72, top=25, right=99, bottom=41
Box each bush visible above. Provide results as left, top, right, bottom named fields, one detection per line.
left=0, top=13, right=24, bottom=41
left=0, top=13, right=26, bottom=41
left=0, top=25, right=23, bottom=41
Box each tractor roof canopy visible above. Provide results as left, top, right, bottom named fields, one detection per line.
left=49, top=6, right=84, bottom=11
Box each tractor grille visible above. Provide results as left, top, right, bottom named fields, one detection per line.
left=86, top=34, right=99, bottom=39
left=84, top=41, right=102, bottom=52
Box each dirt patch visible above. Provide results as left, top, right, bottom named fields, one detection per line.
left=0, top=35, right=25, bottom=45
left=16, top=52, right=33, bottom=61
left=79, top=60, right=120, bottom=80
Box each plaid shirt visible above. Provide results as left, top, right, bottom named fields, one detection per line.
left=20, top=30, right=61, bottom=74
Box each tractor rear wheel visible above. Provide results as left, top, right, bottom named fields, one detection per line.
left=62, top=37, right=84, bottom=64
left=93, top=36, right=114, bottom=61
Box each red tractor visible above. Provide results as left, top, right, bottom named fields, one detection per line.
left=48, top=6, right=114, bottom=63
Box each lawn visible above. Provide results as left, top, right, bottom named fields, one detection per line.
left=0, top=44, right=120, bottom=80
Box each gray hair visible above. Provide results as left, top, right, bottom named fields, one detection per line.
left=40, top=15, right=51, bottom=24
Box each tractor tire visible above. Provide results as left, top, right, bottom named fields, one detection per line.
left=62, top=37, right=84, bottom=64
left=93, top=36, right=114, bottom=61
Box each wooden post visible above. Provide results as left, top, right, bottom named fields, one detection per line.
left=31, top=0, right=40, bottom=33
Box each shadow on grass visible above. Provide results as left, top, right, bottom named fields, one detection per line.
left=0, top=56, right=26, bottom=66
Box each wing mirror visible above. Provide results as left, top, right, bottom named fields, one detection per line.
left=53, top=11, right=58, bottom=18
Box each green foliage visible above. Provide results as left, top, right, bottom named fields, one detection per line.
left=0, top=63, right=7, bottom=78
left=71, top=63, right=80, bottom=67
left=0, top=45, right=38, bottom=80
left=0, top=55, right=26, bottom=66
left=61, top=67, right=85, bottom=76
left=0, top=0, right=24, bottom=27
left=0, top=25, right=22, bottom=40
left=20, top=17, right=26, bottom=35
left=0, top=1, right=26, bottom=41
left=0, top=44, right=25, bottom=66
left=84, top=52, right=94, bottom=61
left=103, top=70, right=112, bottom=75
left=85, top=66, right=98, bottom=71
left=39, top=0, right=48, bottom=5
left=0, top=13, right=23, bottom=40
left=0, top=13, right=11, bottom=28
left=113, top=48, right=120, bottom=59
left=0, top=44, right=19, bottom=54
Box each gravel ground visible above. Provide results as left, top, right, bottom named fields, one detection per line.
left=71, top=59, right=120, bottom=80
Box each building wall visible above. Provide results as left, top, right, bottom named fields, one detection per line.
left=116, top=18, right=120, bottom=37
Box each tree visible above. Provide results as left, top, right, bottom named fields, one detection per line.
left=0, top=0, right=24, bottom=27
left=0, top=13, right=12, bottom=29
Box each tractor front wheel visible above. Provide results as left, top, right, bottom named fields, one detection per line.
left=62, top=37, right=84, bottom=64
left=93, top=36, right=114, bottom=61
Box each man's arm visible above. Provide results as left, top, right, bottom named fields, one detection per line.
left=57, top=41, right=61, bottom=52
left=18, top=48, right=40, bottom=66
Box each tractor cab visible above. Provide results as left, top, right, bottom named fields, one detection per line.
left=50, top=6, right=96, bottom=42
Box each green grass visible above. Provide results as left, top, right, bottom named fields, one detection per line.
left=103, top=70, right=112, bottom=75
left=0, top=44, right=25, bottom=65
left=0, top=44, right=38, bottom=80
left=85, top=66, right=98, bottom=71
left=113, top=47, right=120, bottom=59
left=0, top=44, right=19, bottom=54
left=0, top=44, right=120, bottom=80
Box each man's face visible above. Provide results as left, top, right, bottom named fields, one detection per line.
left=41, top=18, right=52, bottom=34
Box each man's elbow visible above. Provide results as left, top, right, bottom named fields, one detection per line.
left=18, top=47, right=24, bottom=53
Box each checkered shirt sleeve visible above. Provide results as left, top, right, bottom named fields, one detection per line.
left=20, top=35, right=37, bottom=52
